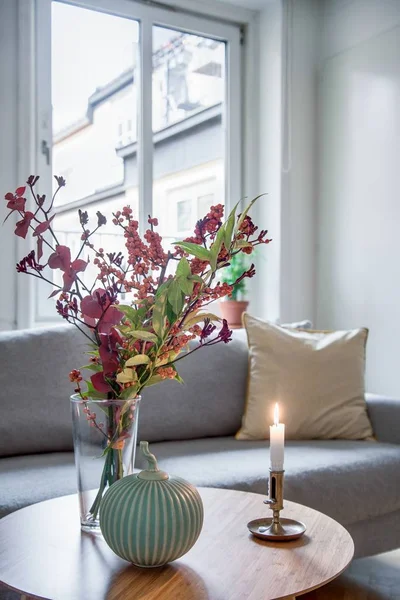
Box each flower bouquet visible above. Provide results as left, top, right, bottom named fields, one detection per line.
left=4, top=175, right=271, bottom=528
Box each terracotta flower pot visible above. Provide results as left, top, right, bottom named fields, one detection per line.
left=219, top=300, right=249, bottom=329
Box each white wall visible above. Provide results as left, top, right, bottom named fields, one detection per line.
left=252, top=0, right=283, bottom=321
left=279, top=0, right=319, bottom=323
left=0, top=0, right=18, bottom=330
left=317, top=0, right=400, bottom=395
left=253, top=0, right=319, bottom=324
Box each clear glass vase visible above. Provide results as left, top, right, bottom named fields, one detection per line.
left=70, top=394, right=141, bottom=532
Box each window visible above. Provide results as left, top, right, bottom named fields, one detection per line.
left=198, top=193, right=215, bottom=217
left=32, top=0, right=242, bottom=324
left=177, top=199, right=192, bottom=233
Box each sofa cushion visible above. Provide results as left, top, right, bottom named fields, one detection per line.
left=1, top=440, right=400, bottom=527
left=0, top=452, right=77, bottom=518
left=0, top=326, right=249, bottom=456
left=136, top=438, right=400, bottom=526
left=138, top=331, right=249, bottom=442
left=237, top=314, right=373, bottom=441
left=0, top=325, right=87, bottom=457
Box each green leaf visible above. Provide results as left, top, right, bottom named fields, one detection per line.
left=174, top=372, right=184, bottom=384
left=125, top=354, right=151, bottom=367
left=80, top=363, right=102, bottom=373
left=165, top=299, right=178, bottom=329
left=168, top=279, right=185, bottom=315
left=83, top=380, right=107, bottom=399
left=153, top=286, right=169, bottom=338
left=224, top=201, right=240, bottom=252
left=156, top=280, right=171, bottom=296
left=177, top=275, right=194, bottom=296
left=116, top=368, right=138, bottom=384
left=176, top=257, right=194, bottom=295
left=117, top=304, right=140, bottom=326
left=189, top=274, right=204, bottom=283
left=184, top=311, right=222, bottom=327
left=119, top=385, right=139, bottom=400
left=234, top=240, right=253, bottom=249
left=142, top=374, right=164, bottom=387
left=176, top=257, right=191, bottom=278
left=209, top=224, right=226, bottom=270
left=236, top=195, right=265, bottom=232
left=174, top=242, right=211, bottom=262
left=127, top=330, right=158, bottom=343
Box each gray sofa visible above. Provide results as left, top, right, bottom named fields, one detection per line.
left=1, top=324, right=400, bottom=565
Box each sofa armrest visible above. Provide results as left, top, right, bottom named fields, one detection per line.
left=365, top=393, right=400, bottom=444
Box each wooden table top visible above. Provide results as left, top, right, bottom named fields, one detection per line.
left=0, top=487, right=354, bottom=600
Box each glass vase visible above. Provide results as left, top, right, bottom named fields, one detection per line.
left=70, top=394, right=141, bottom=532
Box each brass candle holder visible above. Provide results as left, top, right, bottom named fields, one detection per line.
left=247, top=469, right=306, bottom=541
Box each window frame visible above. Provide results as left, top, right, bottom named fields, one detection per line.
left=20, top=0, right=244, bottom=327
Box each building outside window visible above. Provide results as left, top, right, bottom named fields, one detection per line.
left=31, top=0, right=241, bottom=325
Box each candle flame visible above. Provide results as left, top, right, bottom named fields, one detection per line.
left=274, top=403, right=280, bottom=426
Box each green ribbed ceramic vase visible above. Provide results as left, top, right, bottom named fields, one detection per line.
left=99, top=441, right=204, bottom=567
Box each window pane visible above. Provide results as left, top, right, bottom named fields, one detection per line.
left=50, top=2, right=139, bottom=295
left=152, top=26, right=225, bottom=250
left=51, top=1, right=139, bottom=211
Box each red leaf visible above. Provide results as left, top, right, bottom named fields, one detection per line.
left=91, top=371, right=112, bottom=393
left=71, top=259, right=87, bottom=273
left=33, top=220, right=51, bottom=237
left=62, top=270, right=75, bottom=292
left=48, top=289, right=59, bottom=299
left=48, top=245, right=71, bottom=271
left=15, top=186, right=26, bottom=197
left=14, top=212, right=34, bottom=239
left=7, top=197, right=26, bottom=212
left=81, top=294, right=103, bottom=319
left=37, top=236, right=43, bottom=260
left=4, top=192, right=14, bottom=201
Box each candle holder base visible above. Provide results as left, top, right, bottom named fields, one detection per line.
left=247, top=517, right=306, bottom=542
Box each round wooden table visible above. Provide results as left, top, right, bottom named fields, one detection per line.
left=0, top=487, right=354, bottom=600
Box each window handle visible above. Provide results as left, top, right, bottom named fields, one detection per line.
left=41, top=139, right=50, bottom=165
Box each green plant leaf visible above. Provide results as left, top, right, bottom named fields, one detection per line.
left=125, top=354, right=151, bottom=367
left=236, top=194, right=265, bottom=232
left=234, top=240, right=253, bottom=249
left=174, top=372, right=184, bottom=384
left=165, top=300, right=178, bottom=329
left=80, top=363, right=102, bottom=373
left=127, top=330, right=158, bottom=342
left=209, top=223, right=226, bottom=270
left=116, top=368, right=138, bottom=384
left=177, top=275, right=194, bottom=296
left=83, top=380, right=107, bottom=399
left=168, top=279, right=185, bottom=315
left=174, top=242, right=211, bottom=262
left=189, top=274, right=204, bottom=284
left=176, top=256, right=191, bottom=278
left=153, top=285, right=169, bottom=338
left=119, top=385, right=139, bottom=399
left=184, top=311, right=222, bottom=327
left=224, top=201, right=240, bottom=252
left=142, top=374, right=164, bottom=387
left=117, top=304, right=138, bottom=323
left=176, top=257, right=194, bottom=295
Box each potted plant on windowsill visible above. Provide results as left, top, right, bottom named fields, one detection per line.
left=219, top=251, right=252, bottom=329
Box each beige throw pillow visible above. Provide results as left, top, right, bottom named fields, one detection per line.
left=236, top=314, right=374, bottom=441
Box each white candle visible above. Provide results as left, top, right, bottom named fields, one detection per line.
left=269, top=403, right=285, bottom=471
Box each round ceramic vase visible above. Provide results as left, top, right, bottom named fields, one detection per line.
left=99, top=441, right=204, bottom=567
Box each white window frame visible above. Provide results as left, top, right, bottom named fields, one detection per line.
left=17, top=0, right=252, bottom=328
